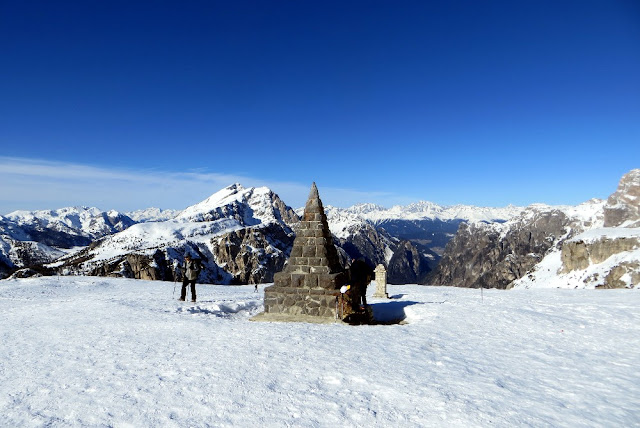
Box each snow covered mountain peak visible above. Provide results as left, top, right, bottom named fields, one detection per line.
left=175, top=184, right=297, bottom=227
left=340, top=200, right=523, bottom=223
left=5, top=206, right=135, bottom=239
left=126, top=207, right=181, bottom=223
left=344, top=203, right=387, bottom=215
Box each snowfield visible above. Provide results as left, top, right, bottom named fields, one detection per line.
left=1, top=277, right=639, bottom=427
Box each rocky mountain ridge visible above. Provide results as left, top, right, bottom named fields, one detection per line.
left=52, top=184, right=299, bottom=284
left=3, top=182, right=515, bottom=283
left=4, top=170, right=638, bottom=289
left=0, top=207, right=137, bottom=278
left=431, top=169, right=640, bottom=289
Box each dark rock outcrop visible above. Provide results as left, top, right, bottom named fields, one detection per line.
left=334, top=222, right=390, bottom=270
left=387, top=240, right=431, bottom=284
left=604, top=169, right=640, bottom=227
left=212, top=222, right=295, bottom=284
left=429, top=208, right=576, bottom=289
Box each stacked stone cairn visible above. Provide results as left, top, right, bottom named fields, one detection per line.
left=254, top=183, right=346, bottom=322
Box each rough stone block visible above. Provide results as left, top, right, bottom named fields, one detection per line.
left=273, top=272, right=290, bottom=287
left=304, top=275, right=318, bottom=288
left=308, top=257, right=321, bottom=267
left=311, top=266, right=330, bottom=274
left=290, top=274, right=304, bottom=288
left=302, top=246, right=316, bottom=257
left=290, top=246, right=302, bottom=257
left=293, top=257, right=308, bottom=266
left=291, top=265, right=310, bottom=274
left=316, top=246, right=327, bottom=259
left=316, top=273, right=337, bottom=289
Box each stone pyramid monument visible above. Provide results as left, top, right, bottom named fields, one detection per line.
left=252, top=183, right=346, bottom=322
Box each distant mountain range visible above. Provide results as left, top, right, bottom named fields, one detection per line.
left=0, top=184, right=518, bottom=283
left=2, top=170, right=638, bottom=289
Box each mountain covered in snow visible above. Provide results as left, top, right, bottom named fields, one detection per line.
left=54, top=184, right=299, bottom=284
left=2, top=170, right=639, bottom=290
left=126, top=207, right=182, bottom=223
left=50, top=184, right=443, bottom=285
left=321, top=201, right=523, bottom=283
left=0, top=207, right=136, bottom=278
left=513, top=169, right=640, bottom=289
left=5, top=206, right=135, bottom=245
left=345, top=201, right=523, bottom=223
left=334, top=201, right=523, bottom=258
left=431, top=169, right=640, bottom=289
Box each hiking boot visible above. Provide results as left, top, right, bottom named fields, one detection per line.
left=192, top=299, right=196, bottom=303
left=178, top=298, right=185, bottom=301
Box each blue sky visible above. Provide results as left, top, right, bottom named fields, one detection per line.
left=1, top=1, right=638, bottom=213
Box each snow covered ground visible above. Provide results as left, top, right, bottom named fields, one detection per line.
left=1, top=277, right=638, bottom=427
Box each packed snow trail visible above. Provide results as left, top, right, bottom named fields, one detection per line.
left=1, top=277, right=638, bottom=427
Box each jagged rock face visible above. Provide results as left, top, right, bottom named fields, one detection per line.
left=387, top=240, right=431, bottom=284
left=554, top=230, right=640, bottom=289
left=83, top=246, right=231, bottom=283
left=334, top=222, right=391, bottom=270
left=601, top=261, right=640, bottom=289
left=212, top=223, right=295, bottom=284
left=0, top=233, right=65, bottom=279
left=562, top=236, right=640, bottom=272
left=430, top=209, right=574, bottom=289
left=326, top=205, right=439, bottom=284
left=57, top=185, right=299, bottom=285
left=604, top=169, right=640, bottom=227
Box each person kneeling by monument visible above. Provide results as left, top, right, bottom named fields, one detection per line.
left=341, top=258, right=374, bottom=324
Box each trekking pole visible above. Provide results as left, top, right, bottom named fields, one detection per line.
left=172, top=262, right=178, bottom=299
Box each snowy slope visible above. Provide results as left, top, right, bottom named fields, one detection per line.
left=1, top=277, right=638, bottom=427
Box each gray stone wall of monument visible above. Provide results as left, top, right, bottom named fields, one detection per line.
left=256, top=183, right=346, bottom=321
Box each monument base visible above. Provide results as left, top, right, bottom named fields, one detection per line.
left=260, top=281, right=343, bottom=320
left=250, top=311, right=344, bottom=324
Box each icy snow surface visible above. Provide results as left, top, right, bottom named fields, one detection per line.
left=1, top=277, right=639, bottom=427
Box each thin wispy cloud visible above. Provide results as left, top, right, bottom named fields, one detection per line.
left=0, top=157, right=405, bottom=214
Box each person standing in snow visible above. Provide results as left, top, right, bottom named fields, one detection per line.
left=179, top=255, right=202, bottom=303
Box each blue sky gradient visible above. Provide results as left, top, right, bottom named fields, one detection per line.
left=1, top=1, right=638, bottom=213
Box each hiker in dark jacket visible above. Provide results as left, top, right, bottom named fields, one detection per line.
left=179, top=255, right=202, bottom=302
left=349, top=258, right=373, bottom=309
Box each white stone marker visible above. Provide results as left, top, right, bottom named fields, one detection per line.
left=373, top=264, right=389, bottom=298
